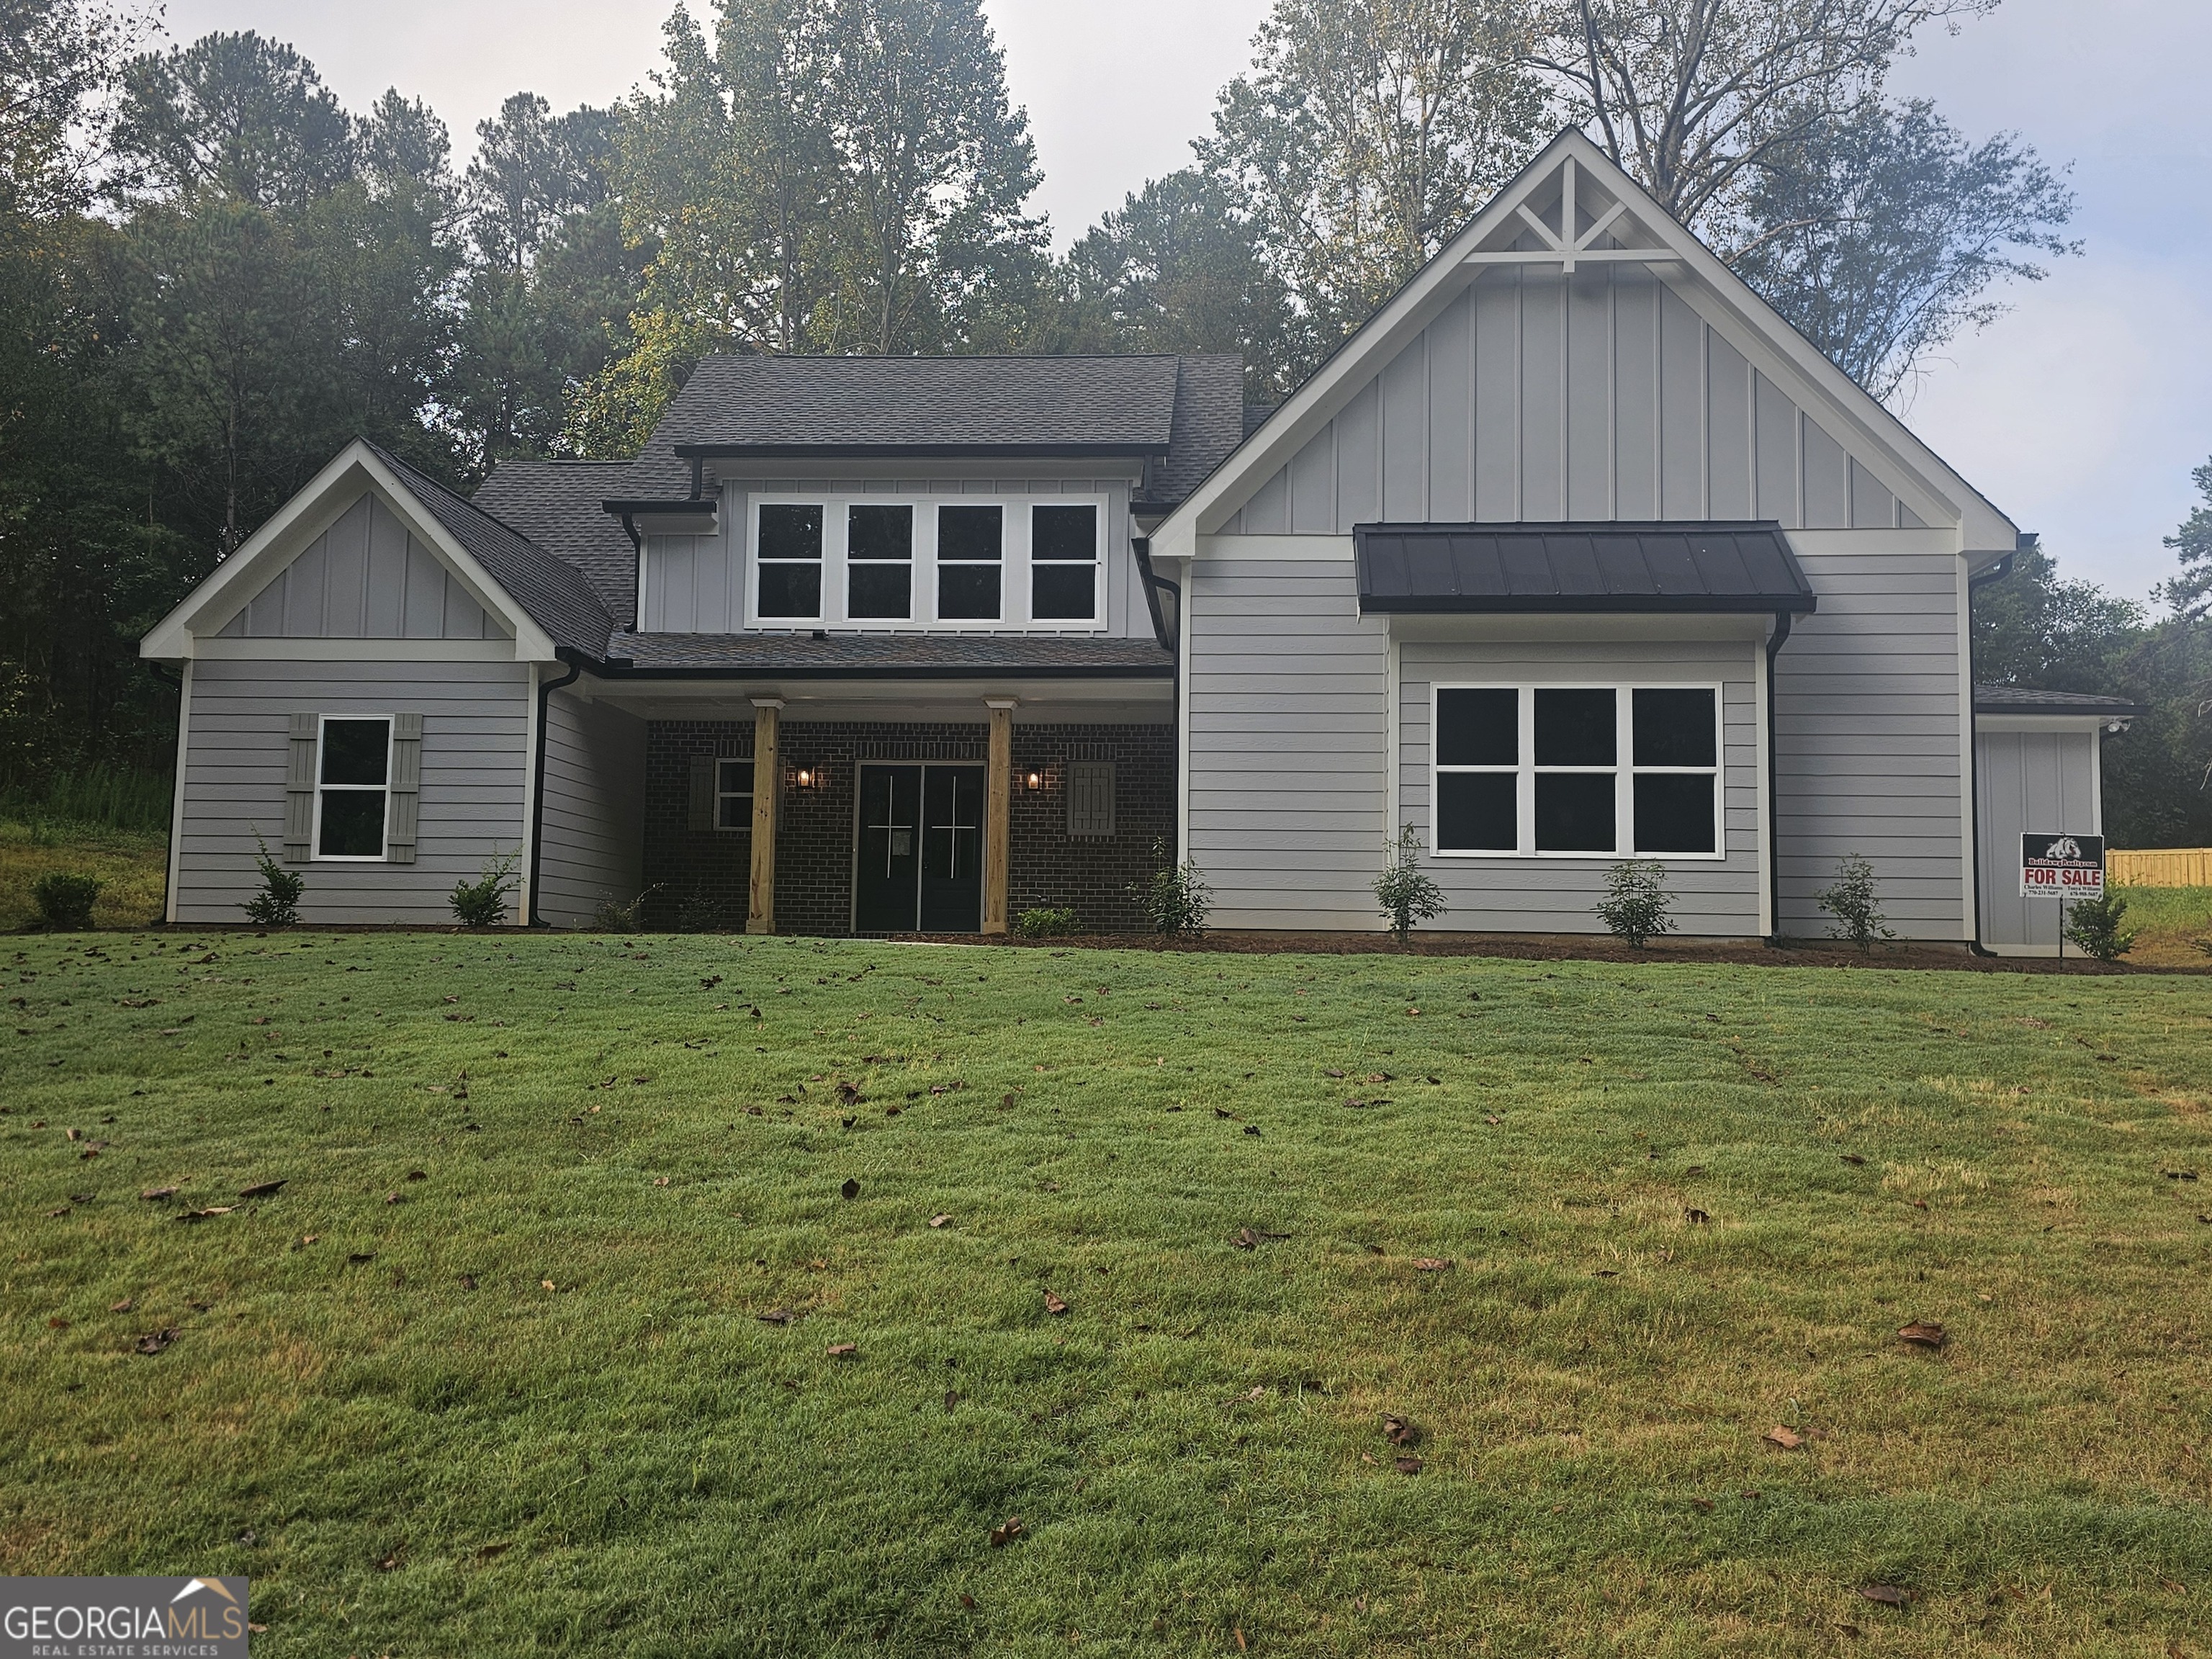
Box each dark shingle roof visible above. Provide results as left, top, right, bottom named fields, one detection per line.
left=1142, top=356, right=1246, bottom=509
left=473, top=459, right=637, bottom=624
left=1355, top=521, right=1818, bottom=614
left=601, top=631, right=1174, bottom=677
left=367, top=443, right=615, bottom=655
left=1975, top=684, right=2149, bottom=716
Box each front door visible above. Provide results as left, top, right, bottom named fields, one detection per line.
left=855, top=763, right=984, bottom=932
left=855, top=765, right=922, bottom=931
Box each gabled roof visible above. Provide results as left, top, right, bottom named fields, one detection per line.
left=475, top=459, right=637, bottom=624
left=1355, top=521, right=1816, bottom=614
left=1150, top=129, right=2019, bottom=559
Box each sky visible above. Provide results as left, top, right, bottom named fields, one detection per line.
left=159, top=0, right=2212, bottom=602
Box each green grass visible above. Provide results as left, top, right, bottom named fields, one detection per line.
left=2107, top=885, right=2212, bottom=969
left=4, top=933, right=2211, bottom=1656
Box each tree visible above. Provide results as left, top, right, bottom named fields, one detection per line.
left=2157, top=457, right=2212, bottom=622
left=1198, top=0, right=1545, bottom=359
left=1973, top=540, right=2143, bottom=696
left=112, top=31, right=356, bottom=207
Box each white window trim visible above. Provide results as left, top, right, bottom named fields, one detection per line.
left=714, top=757, right=753, bottom=832
left=313, top=712, right=393, bottom=862
left=745, top=493, right=1107, bottom=632
left=1429, top=682, right=1725, bottom=861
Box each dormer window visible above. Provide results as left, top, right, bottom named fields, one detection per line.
left=847, top=504, right=913, bottom=619
left=937, top=505, right=1002, bottom=620
left=756, top=504, right=823, bottom=619
left=1030, top=505, right=1098, bottom=621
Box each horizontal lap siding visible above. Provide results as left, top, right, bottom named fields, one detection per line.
left=176, top=659, right=529, bottom=924
left=1773, top=549, right=1965, bottom=936
left=1399, top=639, right=1763, bottom=935
left=537, top=692, right=646, bottom=927
left=1187, top=559, right=1387, bottom=927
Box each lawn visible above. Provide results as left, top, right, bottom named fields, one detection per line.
left=0, top=817, right=168, bottom=930
left=4, top=932, right=2210, bottom=1657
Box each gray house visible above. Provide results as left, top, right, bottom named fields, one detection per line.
left=141, top=132, right=2134, bottom=953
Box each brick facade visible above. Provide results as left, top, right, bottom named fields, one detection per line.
left=641, top=717, right=1174, bottom=933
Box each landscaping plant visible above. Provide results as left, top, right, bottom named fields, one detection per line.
left=449, top=848, right=521, bottom=928
left=31, top=871, right=99, bottom=928
left=1132, top=839, right=1211, bottom=934
left=1373, top=824, right=1447, bottom=943
left=1595, top=858, right=1675, bottom=948
left=1015, top=906, right=1080, bottom=938
left=2062, top=888, right=2137, bottom=960
left=1817, top=852, right=1892, bottom=951
left=240, top=833, right=302, bottom=927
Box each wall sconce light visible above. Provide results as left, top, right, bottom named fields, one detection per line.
left=793, top=766, right=821, bottom=790
left=1025, top=770, right=1043, bottom=791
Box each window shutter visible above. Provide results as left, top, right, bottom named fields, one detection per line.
left=283, top=714, right=318, bottom=864
left=688, top=755, right=714, bottom=831
left=1068, top=760, right=1115, bottom=838
left=386, top=712, right=422, bottom=864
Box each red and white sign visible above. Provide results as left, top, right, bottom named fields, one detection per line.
left=2021, top=833, right=2105, bottom=899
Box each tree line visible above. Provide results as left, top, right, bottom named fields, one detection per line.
left=1, top=0, right=2203, bottom=844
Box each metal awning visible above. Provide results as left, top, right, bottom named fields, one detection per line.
left=1354, top=521, right=1817, bottom=614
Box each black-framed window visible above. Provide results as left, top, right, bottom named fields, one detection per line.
left=1435, top=688, right=1516, bottom=852
left=937, top=505, right=1002, bottom=620
left=847, top=503, right=912, bottom=620
left=1030, top=504, right=1097, bottom=621
left=715, top=757, right=753, bottom=832
left=1631, top=688, right=1718, bottom=853
left=1534, top=688, right=1617, bottom=853
left=316, top=716, right=390, bottom=858
left=756, top=503, right=823, bottom=619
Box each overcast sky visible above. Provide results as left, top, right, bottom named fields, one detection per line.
left=160, top=0, right=2212, bottom=601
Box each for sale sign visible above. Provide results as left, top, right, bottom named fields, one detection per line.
left=2021, top=833, right=2104, bottom=899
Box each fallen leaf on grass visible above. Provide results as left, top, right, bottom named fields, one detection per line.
left=176, top=1206, right=235, bottom=1223
left=540, top=1279, right=557, bottom=1292
left=989, top=1517, right=1023, bottom=1547
left=930, top=1213, right=952, bottom=1228
left=457, top=1274, right=477, bottom=1291
left=757, top=1309, right=795, bottom=1325
left=475, top=1542, right=512, bottom=1560
left=1858, top=1585, right=1909, bottom=1606
left=1684, top=1208, right=1711, bottom=1225
left=140, top=1186, right=179, bottom=1202
left=826, top=1342, right=858, bottom=1359
left=1043, top=1291, right=1069, bottom=1316
left=384, top=1192, right=403, bottom=1206
left=1897, top=1321, right=1946, bottom=1349
left=1411, top=1258, right=1453, bottom=1272
left=1840, top=1154, right=1866, bottom=1166
left=1763, top=1426, right=1803, bottom=1450
left=840, top=1177, right=860, bottom=1200
left=1393, top=1457, right=1422, bottom=1475
left=1484, top=1115, right=1501, bottom=1126
left=652, top=1176, right=671, bottom=1187
left=134, top=1328, right=178, bottom=1355
left=109, top=1298, right=132, bottom=1313
left=47, top=1316, right=68, bottom=1328
left=1231, top=1227, right=1259, bottom=1250
left=1382, top=1414, right=1417, bottom=1447
left=65, top=1127, right=81, bottom=1141
left=348, top=1251, right=375, bottom=1265
left=238, top=1179, right=286, bottom=1199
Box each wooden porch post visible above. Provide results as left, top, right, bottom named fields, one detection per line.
left=747, top=698, right=783, bottom=934
left=983, top=698, right=1016, bottom=935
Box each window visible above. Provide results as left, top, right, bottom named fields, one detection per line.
left=1067, top=760, right=1115, bottom=837
left=846, top=503, right=912, bottom=619
left=1030, top=504, right=1097, bottom=621
left=1433, top=684, right=1720, bottom=858
left=715, top=757, right=753, bottom=831
left=937, top=505, right=1002, bottom=620
left=316, top=716, right=390, bottom=858
left=757, top=504, right=822, bottom=619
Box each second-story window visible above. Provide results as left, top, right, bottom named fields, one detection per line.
left=847, top=503, right=912, bottom=619
left=1030, top=504, right=1098, bottom=621
left=938, top=505, right=1002, bottom=620
left=757, top=504, right=823, bottom=619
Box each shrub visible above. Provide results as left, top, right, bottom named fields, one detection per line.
left=1816, top=853, right=1892, bottom=953
left=240, top=834, right=302, bottom=927
left=593, top=887, right=654, bottom=932
left=1015, top=905, right=1080, bottom=938
left=449, top=848, right=521, bottom=928
left=1372, top=824, right=1446, bottom=943
left=1131, top=840, right=1211, bottom=935
left=675, top=889, right=732, bottom=932
left=2062, top=889, right=2136, bottom=961
left=1596, top=860, right=1676, bottom=948
left=33, top=872, right=101, bottom=929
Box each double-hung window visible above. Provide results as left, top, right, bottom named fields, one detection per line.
left=937, top=505, right=1002, bottom=620
left=846, top=503, right=913, bottom=619
left=715, top=757, right=753, bottom=831
left=756, top=504, right=824, bottom=620
left=1030, top=504, right=1098, bottom=621
left=316, top=716, right=392, bottom=858
left=1434, top=685, right=1719, bottom=858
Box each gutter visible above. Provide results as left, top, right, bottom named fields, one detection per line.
left=526, top=652, right=585, bottom=927
left=1764, top=608, right=1794, bottom=945
left=1964, top=544, right=2022, bottom=956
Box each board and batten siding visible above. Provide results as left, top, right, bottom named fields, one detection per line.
left=1185, top=557, right=1389, bottom=928
left=536, top=690, right=646, bottom=927
left=1397, top=639, right=1763, bottom=935
left=215, top=493, right=506, bottom=641
left=1223, top=266, right=1925, bottom=536
left=174, top=658, right=529, bottom=924
left=1975, top=727, right=2099, bottom=953
left=1772, top=545, right=1966, bottom=938
left=642, top=477, right=1149, bottom=639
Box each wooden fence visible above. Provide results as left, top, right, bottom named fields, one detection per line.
left=2108, top=848, right=2212, bottom=889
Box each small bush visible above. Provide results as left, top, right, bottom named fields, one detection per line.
left=240, top=834, right=302, bottom=927
left=593, top=887, right=654, bottom=932
left=2062, top=889, right=2136, bottom=961
left=33, top=872, right=101, bottom=929
left=1817, top=853, right=1892, bottom=953
left=1596, top=860, right=1676, bottom=948
left=449, top=848, right=521, bottom=927
left=675, top=889, right=733, bottom=932
left=1015, top=906, right=1080, bottom=938
left=1131, top=840, right=1211, bottom=935
left=1373, top=824, right=1446, bottom=943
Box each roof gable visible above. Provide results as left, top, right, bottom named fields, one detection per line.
left=1153, top=130, right=2017, bottom=558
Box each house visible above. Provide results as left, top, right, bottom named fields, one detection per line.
left=140, top=132, right=2136, bottom=953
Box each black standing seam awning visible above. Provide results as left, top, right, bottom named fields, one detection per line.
left=1354, top=521, right=1818, bottom=615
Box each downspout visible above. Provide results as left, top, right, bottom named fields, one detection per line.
left=618, top=512, right=642, bottom=630
left=149, top=662, right=183, bottom=924
left=528, top=652, right=584, bottom=927
left=1136, top=538, right=1185, bottom=858
left=1764, top=609, right=1793, bottom=945
left=1964, top=545, right=2020, bottom=957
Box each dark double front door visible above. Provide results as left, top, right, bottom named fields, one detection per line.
left=855, top=764, right=984, bottom=932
